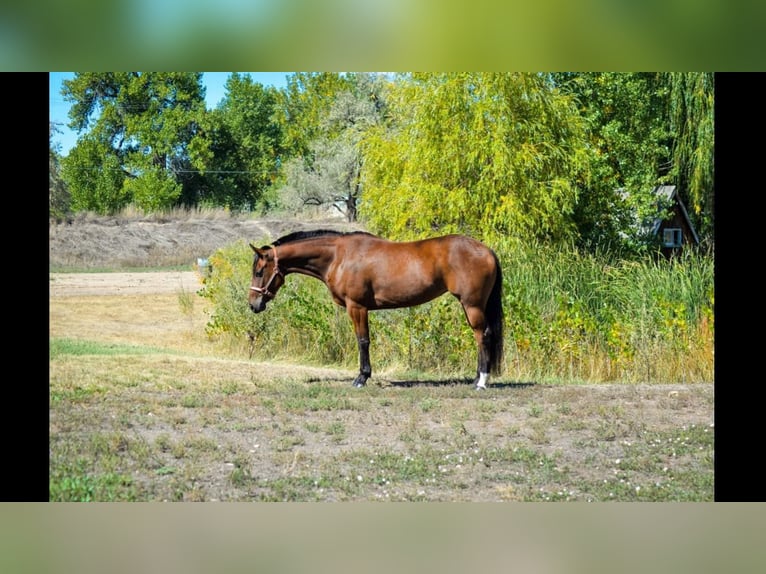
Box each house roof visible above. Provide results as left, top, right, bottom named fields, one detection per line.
left=648, top=185, right=700, bottom=245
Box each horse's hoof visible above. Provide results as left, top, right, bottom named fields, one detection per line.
left=353, top=381, right=366, bottom=388
left=474, top=384, right=486, bottom=391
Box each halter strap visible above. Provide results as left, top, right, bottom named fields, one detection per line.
left=249, top=246, right=283, bottom=299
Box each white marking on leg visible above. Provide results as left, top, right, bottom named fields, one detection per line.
left=476, top=372, right=489, bottom=390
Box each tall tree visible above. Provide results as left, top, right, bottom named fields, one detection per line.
left=61, top=135, right=130, bottom=213
left=202, top=73, right=283, bottom=211
left=555, top=72, right=715, bottom=249
left=664, top=72, right=714, bottom=241
left=60, top=72, right=210, bottom=213
left=360, top=73, right=589, bottom=244
left=274, top=72, right=355, bottom=160
left=280, top=73, right=388, bottom=221
left=49, top=122, right=70, bottom=220
left=553, top=72, right=672, bottom=249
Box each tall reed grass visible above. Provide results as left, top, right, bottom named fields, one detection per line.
left=200, top=238, right=714, bottom=384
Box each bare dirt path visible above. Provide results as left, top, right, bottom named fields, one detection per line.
left=49, top=271, right=201, bottom=297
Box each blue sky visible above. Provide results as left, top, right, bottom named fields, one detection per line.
left=49, top=72, right=291, bottom=156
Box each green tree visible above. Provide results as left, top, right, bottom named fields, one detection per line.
left=554, top=72, right=672, bottom=250
left=274, top=72, right=355, bottom=160
left=201, top=73, right=283, bottom=211
left=664, top=72, right=714, bottom=241
left=49, top=122, right=70, bottom=220
left=360, top=73, right=590, bottom=244
left=555, top=72, right=714, bottom=249
left=280, top=73, right=389, bottom=221
left=60, top=72, right=210, bottom=213
left=61, top=135, right=129, bottom=213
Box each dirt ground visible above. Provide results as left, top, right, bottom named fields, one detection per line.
left=49, top=271, right=200, bottom=296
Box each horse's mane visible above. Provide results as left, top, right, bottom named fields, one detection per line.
left=272, top=229, right=372, bottom=247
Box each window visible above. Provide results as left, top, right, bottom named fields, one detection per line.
left=662, top=228, right=683, bottom=248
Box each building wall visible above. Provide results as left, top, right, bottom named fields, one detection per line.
left=657, top=204, right=697, bottom=257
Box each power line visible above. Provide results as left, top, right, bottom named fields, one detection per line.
left=62, top=165, right=281, bottom=175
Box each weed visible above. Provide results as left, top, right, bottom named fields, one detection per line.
left=325, top=421, right=346, bottom=443
left=528, top=404, right=543, bottom=417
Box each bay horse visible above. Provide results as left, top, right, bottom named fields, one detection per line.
left=248, top=230, right=504, bottom=389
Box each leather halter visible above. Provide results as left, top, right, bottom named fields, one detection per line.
left=249, top=246, right=283, bottom=300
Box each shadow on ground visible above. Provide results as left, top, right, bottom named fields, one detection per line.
left=386, top=378, right=536, bottom=389
left=306, top=376, right=536, bottom=389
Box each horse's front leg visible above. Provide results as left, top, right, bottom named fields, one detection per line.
left=347, top=304, right=372, bottom=388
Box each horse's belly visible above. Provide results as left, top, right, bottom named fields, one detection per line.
left=371, top=281, right=446, bottom=309
left=330, top=256, right=446, bottom=310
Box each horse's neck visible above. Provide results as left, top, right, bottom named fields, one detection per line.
left=278, top=240, right=336, bottom=282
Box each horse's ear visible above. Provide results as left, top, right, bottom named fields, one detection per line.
left=250, top=243, right=258, bottom=253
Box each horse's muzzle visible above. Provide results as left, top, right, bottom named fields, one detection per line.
left=249, top=298, right=267, bottom=313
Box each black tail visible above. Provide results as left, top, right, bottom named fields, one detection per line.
left=486, top=252, right=504, bottom=375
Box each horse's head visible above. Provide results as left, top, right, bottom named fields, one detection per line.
left=249, top=244, right=284, bottom=313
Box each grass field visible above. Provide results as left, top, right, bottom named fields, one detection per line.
left=49, top=277, right=714, bottom=501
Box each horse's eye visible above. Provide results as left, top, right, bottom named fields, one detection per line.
left=255, top=268, right=264, bottom=278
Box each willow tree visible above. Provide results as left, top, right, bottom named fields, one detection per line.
left=554, top=72, right=714, bottom=247
left=359, top=73, right=590, bottom=245
left=665, top=72, right=714, bottom=241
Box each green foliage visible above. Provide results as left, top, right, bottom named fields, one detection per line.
left=280, top=74, right=388, bottom=221
left=122, top=167, right=181, bottom=211
left=553, top=72, right=672, bottom=248
left=370, top=299, right=473, bottom=374
left=61, top=136, right=129, bottom=214
left=56, top=72, right=714, bottom=248
left=202, top=73, right=283, bottom=211
left=200, top=239, right=357, bottom=364
left=360, top=73, right=590, bottom=245
left=274, top=72, right=356, bottom=159
left=60, top=72, right=209, bottom=214
left=498, top=240, right=714, bottom=382
left=664, top=72, right=715, bottom=239
left=49, top=122, right=70, bottom=219
left=198, top=239, right=263, bottom=341
left=554, top=72, right=715, bottom=248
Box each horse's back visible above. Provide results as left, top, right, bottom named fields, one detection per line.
left=425, top=234, right=497, bottom=271
left=338, top=232, right=493, bottom=268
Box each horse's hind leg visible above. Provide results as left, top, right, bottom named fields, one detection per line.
left=463, top=304, right=492, bottom=390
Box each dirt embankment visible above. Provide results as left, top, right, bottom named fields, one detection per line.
left=49, top=215, right=363, bottom=271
